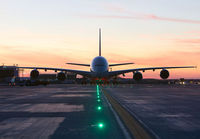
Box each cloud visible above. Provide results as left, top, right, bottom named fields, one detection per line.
left=107, top=51, right=199, bottom=79
left=107, top=51, right=200, bottom=66
left=184, top=31, right=200, bottom=35
left=84, top=4, right=200, bottom=24
left=87, top=14, right=200, bottom=24
left=174, top=38, right=200, bottom=44
left=103, top=3, right=126, bottom=13
left=143, top=14, right=200, bottom=24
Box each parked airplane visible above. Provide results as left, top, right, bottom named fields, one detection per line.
left=18, top=29, right=196, bottom=83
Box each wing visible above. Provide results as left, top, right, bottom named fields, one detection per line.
left=108, top=66, right=197, bottom=77
left=18, top=67, right=91, bottom=77
left=109, top=62, right=134, bottom=67
left=66, top=63, right=90, bottom=67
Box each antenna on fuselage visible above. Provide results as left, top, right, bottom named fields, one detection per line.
left=99, top=28, right=101, bottom=56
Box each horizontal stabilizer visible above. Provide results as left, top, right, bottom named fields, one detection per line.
left=66, top=63, right=90, bottom=67
left=109, top=63, right=134, bottom=67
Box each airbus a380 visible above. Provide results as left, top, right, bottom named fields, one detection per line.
left=18, top=29, right=196, bottom=83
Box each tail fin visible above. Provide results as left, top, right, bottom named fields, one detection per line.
left=99, top=28, right=101, bottom=56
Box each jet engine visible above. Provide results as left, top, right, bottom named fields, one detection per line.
left=133, top=72, right=143, bottom=81
left=57, top=72, right=66, bottom=81
left=30, top=69, right=39, bottom=79
left=160, top=69, right=169, bottom=79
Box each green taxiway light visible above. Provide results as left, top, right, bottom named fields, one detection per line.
left=97, top=95, right=100, bottom=98
left=97, top=106, right=102, bottom=110
left=98, top=123, right=104, bottom=129
left=96, top=85, right=100, bottom=93
left=97, top=99, right=101, bottom=102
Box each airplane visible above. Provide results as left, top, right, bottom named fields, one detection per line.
left=17, top=29, right=196, bottom=84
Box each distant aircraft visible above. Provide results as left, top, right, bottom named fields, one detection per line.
left=18, top=29, right=196, bottom=83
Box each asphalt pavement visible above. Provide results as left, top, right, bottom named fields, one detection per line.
left=0, top=84, right=126, bottom=139
left=104, top=84, right=200, bottom=139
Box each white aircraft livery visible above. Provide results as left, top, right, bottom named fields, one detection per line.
left=18, top=29, right=196, bottom=83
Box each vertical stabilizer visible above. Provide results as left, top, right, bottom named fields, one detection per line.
left=99, top=28, right=101, bottom=56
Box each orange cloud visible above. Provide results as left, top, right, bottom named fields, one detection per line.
left=106, top=51, right=200, bottom=79
left=184, top=31, right=200, bottom=35
left=0, top=45, right=90, bottom=70
left=107, top=51, right=200, bottom=66
left=174, top=38, right=200, bottom=44
left=85, top=4, right=200, bottom=24
left=86, top=15, right=200, bottom=24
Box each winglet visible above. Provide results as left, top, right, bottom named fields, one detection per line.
left=99, top=28, right=101, bottom=56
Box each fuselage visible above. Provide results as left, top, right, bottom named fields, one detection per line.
left=90, top=56, right=109, bottom=78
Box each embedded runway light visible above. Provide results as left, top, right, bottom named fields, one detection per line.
left=97, top=99, right=101, bottom=102
left=98, top=123, right=104, bottom=129
left=96, top=85, right=100, bottom=94
left=97, top=106, right=102, bottom=110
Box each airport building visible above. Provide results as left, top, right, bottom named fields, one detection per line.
left=0, top=65, right=19, bottom=82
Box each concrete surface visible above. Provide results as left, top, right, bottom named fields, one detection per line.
left=104, top=84, right=200, bottom=139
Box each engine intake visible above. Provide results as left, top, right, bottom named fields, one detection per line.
left=133, top=72, right=143, bottom=81
left=30, top=70, right=39, bottom=79
left=160, top=69, right=169, bottom=79
left=57, top=72, right=66, bottom=81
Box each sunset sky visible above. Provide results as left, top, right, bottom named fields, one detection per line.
left=0, top=0, right=199, bottom=79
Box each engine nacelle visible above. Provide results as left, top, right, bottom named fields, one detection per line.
left=30, top=69, right=39, bottom=79
left=133, top=72, right=143, bottom=81
left=57, top=72, right=66, bottom=81
left=160, top=69, right=169, bottom=79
